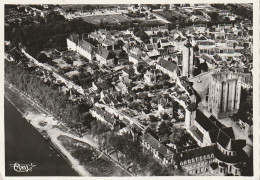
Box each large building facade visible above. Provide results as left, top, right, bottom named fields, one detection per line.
left=207, top=71, right=242, bottom=119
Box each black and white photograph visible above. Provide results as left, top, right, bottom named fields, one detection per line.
left=2, top=1, right=258, bottom=178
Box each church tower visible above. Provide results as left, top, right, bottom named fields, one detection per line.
left=182, top=38, right=194, bottom=78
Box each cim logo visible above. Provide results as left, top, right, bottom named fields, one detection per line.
left=10, top=162, right=36, bottom=172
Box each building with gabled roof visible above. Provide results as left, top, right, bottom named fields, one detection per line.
left=96, top=48, right=115, bottom=66
left=77, top=39, right=96, bottom=60
left=147, top=49, right=160, bottom=60
left=156, top=58, right=178, bottom=78
left=142, top=133, right=173, bottom=165
left=66, top=34, right=96, bottom=60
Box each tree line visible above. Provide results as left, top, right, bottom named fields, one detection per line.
left=5, top=60, right=92, bottom=128
left=211, top=3, right=252, bottom=22
left=5, top=10, right=97, bottom=57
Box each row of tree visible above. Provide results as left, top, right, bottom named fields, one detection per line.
left=5, top=60, right=92, bottom=128
left=211, top=4, right=253, bottom=22
left=6, top=10, right=97, bottom=57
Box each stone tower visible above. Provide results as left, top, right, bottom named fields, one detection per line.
left=182, top=38, right=194, bottom=78
left=208, top=71, right=242, bottom=119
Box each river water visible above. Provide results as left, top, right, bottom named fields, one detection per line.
left=5, top=98, right=78, bottom=176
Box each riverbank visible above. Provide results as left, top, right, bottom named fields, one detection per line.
left=4, top=99, right=78, bottom=176
left=5, top=82, right=131, bottom=176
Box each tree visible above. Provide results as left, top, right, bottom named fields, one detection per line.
left=99, top=20, right=105, bottom=29
left=236, top=88, right=252, bottom=122
left=119, top=50, right=127, bottom=59
left=36, top=52, right=49, bottom=63
left=133, top=25, right=140, bottom=35
left=143, top=38, right=150, bottom=44
left=200, top=61, right=208, bottom=72
left=143, top=85, right=149, bottom=91
left=161, top=113, right=169, bottom=120
left=77, top=103, right=92, bottom=113
left=224, top=17, right=230, bottom=22
left=187, top=102, right=197, bottom=112
left=139, top=30, right=149, bottom=41
left=147, top=160, right=163, bottom=175
left=161, top=74, right=170, bottom=81
left=158, top=120, right=171, bottom=138
left=149, top=115, right=159, bottom=122
left=169, top=126, right=186, bottom=145
left=117, top=39, right=124, bottom=47
left=208, top=12, right=219, bottom=21
left=163, top=31, right=169, bottom=36
left=157, top=31, right=163, bottom=37
left=128, top=101, right=142, bottom=111
left=46, top=11, right=65, bottom=23
left=82, top=113, right=95, bottom=127
left=145, top=123, right=157, bottom=137
left=137, top=64, right=144, bottom=73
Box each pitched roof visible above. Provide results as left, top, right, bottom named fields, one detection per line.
left=195, top=110, right=220, bottom=132
left=137, top=60, right=149, bottom=68
left=161, top=39, right=169, bottom=43
left=194, top=36, right=207, bottom=41
left=209, top=115, right=224, bottom=129
left=116, top=81, right=127, bottom=90
left=177, top=146, right=215, bottom=162
left=197, top=41, right=215, bottom=46
left=217, top=129, right=237, bottom=151
left=146, top=44, right=154, bottom=50
left=144, top=58, right=154, bottom=64
left=123, top=34, right=132, bottom=38
left=97, top=49, right=114, bottom=60
left=143, top=133, right=173, bottom=157
left=157, top=58, right=177, bottom=73
left=68, top=33, right=79, bottom=43
left=225, top=139, right=237, bottom=151
left=195, top=110, right=241, bottom=151
left=103, top=40, right=115, bottom=46
left=208, top=129, right=220, bottom=143
left=78, top=40, right=94, bottom=53
left=147, top=49, right=160, bottom=57
left=131, top=47, right=142, bottom=55
left=190, top=125, right=203, bottom=142
left=221, top=127, right=235, bottom=139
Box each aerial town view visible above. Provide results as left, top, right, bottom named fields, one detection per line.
left=4, top=3, right=253, bottom=177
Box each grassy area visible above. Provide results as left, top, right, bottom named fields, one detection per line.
left=81, top=14, right=131, bottom=25
left=58, top=135, right=129, bottom=176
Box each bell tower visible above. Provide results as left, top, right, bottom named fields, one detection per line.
left=182, top=38, right=194, bottom=78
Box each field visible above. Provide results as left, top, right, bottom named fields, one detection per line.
left=155, top=10, right=189, bottom=21
left=141, top=19, right=165, bottom=26
left=81, top=14, right=131, bottom=25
